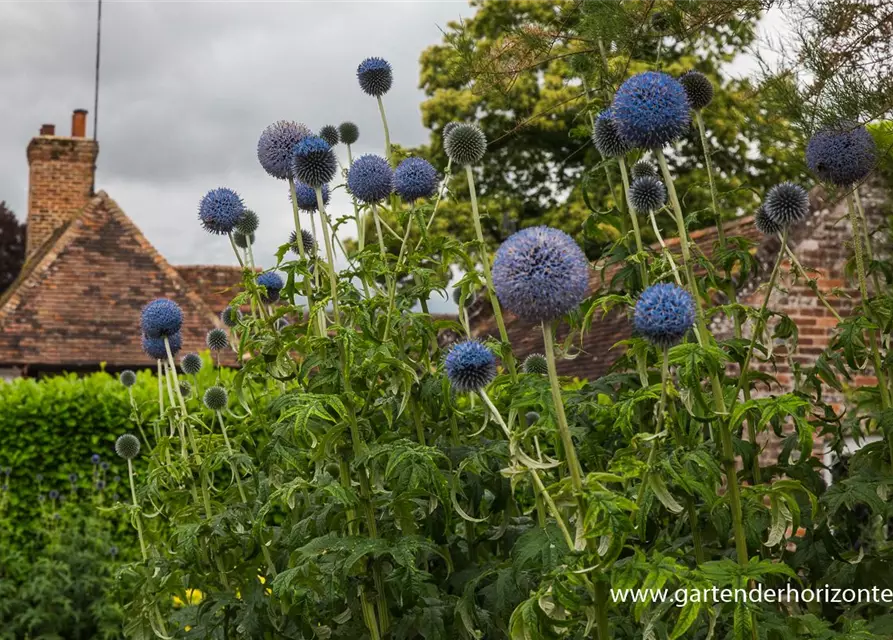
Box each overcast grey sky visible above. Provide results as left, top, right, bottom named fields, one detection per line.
left=0, top=1, right=473, bottom=294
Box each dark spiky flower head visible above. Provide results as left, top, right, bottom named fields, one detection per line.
left=631, top=160, right=658, bottom=180
left=91, top=454, right=101, bottom=465
left=198, top=188, right=245, bottom=235
left=232, top=231, right=254, bottom=248
left=679, top=70, right=714, bottom=111
left=444, top=340, right=497, bottom=393
left=289, top=229, right=316, bottom=256
left=236, top=209, right=259, bottom=235
left=115, top=434, right=140, bottom=460
left=68, top=472, right=78, bottom=484
left=291, top=182, right=330, bottom=212
left=492, top=226, right=590, bottom=323
left=319, top=125, right=340, bottom=147
left=806, top=123, right=876, bottom=186
left=142, top=332, right=181, bottom=360
left=629, top=176, right=667, bottom=213
left=395, top=157, right=438, bottom=201
left=612, top=71, right=691, bottom=149
left=100, top=461, right=110, bottom=471
left=203, top=386, right=228, bottom=411
left=444, top=123, right=487, bottom=166
left=754, top=205, right=783, bottom=236
left=357, top=57, right=393, bottom=97
left=179, top=380, right=192, bottom=397
left=96, top=480, right=106, bottom=491
left=634, top=283, right=696, bottom=348
left=442, top=121, right=459, bottom=142
left=49, top=489, right=59, bottom=500
left=763, top=182, right=810, bottom=227
left=339, top=121, right=359, bottom=145
left=292, top=136, right=337, bottom=188
left=257, top=120, right=312, bottom=180
left=206, top=328, right=228, bottom=351
left=220, top=305, right=242, bottom=327
left=257, top=272, right=285, bottom=303
left=348, top=154, right=394, bottom=204
left=181, top=352, right=203, bottom=375
left=592, top=110, right=631, bottom=158
left=522, top=353, right=549, bottom=375
left=525, top=411, right=540, bottom=424
left=119, top=370, right=137, bottom=387
left=141, top=298, right=182, bottom=339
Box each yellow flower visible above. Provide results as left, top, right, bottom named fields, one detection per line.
left=172, top=588, right=204, bottom=608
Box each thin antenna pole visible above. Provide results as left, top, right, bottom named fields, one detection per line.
left=91, top=0, right=102, bottom=196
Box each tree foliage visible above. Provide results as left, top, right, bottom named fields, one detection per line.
left=0, top=201, right=25, bottom=295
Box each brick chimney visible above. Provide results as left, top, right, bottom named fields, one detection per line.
left=25, top=109, right=98, bottom=257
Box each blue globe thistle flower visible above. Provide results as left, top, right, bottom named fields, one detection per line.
left=38, top=493, right=45, bottom=502
left=492, top=226, right=591, bottom=323
left=289, top=229, right=316, bottom=256
left=198, top=187, right=245, bottom=235
left=257, top=120, right=312, bottom=180
left=395, top=157, right=438, bottom=201
left=119, top=370, right=137, bottom=387
left=631, top=160, right=658, bottom=180
left=181, top=352, right=203, bottom=375
left=91, top=454, right=101, bottom=465
left=348, top=154, right=394, bottom=204
left=236, top=209, right=259, bottom=235
left=206, top=328, right=228, bottom=351
left=763, top=182, right=809, bottom=227
left=142, top=332, right=182, bottom=360
left=100, top=461, right=110, bottom=471
left=140, top=298, right=183, bottom=339
left=629, top=176, right=667, bottom=213
left=109, top=545, right=118, bottom=557
left=339, top=122, right=359, bottom=145
left=678, top=70, right=714, bottom=111
left=96, top=480, right=106, bottom=491
left=806, top=124, right=876, bottom=186
left=612, top=71, right=691, bottom=149
left=115, top=434, right=140, bottom=460
left=220, top=306, right=242, bottom=327
left=319, top=124, right=340, bottom=147
left=203, top=386, right=229, bottom=411
left=291, top=182, right=330, bottom=212
left=754, top=205, right=783, bottom=237
left=592, top=110, right=631, bottom=157
left=48, top=489, right=59, bottom=500
left=292, top=136, right=337, bottom=188
left=357, top=57, right=393, bottom=97
left=633, top=283, right=696, bottom=347
left=444, top=340, right=497, bottom=393
left=522, top=353, right=549, bottom=375
left=444, top=124, right=487, bottom=166
left=68, top=473, right=78, bottom=483
left=257, top=272, right=284, bottom=303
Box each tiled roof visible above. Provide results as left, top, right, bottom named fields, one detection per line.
left=0, top=192, right=240, bottom=370
left=175, top=265, right=246, bottom=316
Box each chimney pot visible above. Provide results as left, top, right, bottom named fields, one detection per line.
left=72, top=109, right=88, bottom=137
left=40, top=124, right=55, bottom=136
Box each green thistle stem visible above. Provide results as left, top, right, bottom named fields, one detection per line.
left=216, top=411, right=247, bottom=503
left=695, top=111, right=725, bottom=248
left=127, top=459, right=148, bottom=561
left=227, top=233, right=245, bottom=268
left=377, top=96, right=392, bottom=164
left=287, top=176, right=321, bottom=334
left=162, top=362, right=188, bottom=459
left=780, top=236, right=842, bottom=322
left=647, top=210, right=683, bottom=286
left=617, top=157, right=648, bottom=287
left=156, top=359, right=164, bottom=426
left=415, top=157, right=452, bottom=250
left=542, top=321, right=584, bottom=493
left=316, top=187, right=341, bottom=325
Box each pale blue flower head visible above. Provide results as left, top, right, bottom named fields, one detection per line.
left=198, top=188, right=245, bottom=235
left=348, top=154, right=394, bottom=204
left=633, top=283, right=695, bottom=347
left=257, top=272, right=284, bottom=303
left=445, top=340, right=497, bottom=393
left=612, top=71, right=691, bottom=148
left=395, top=157, right=438, bottom=201
left=806, top=123, right=876, bottom=186
left=257, top=120, right=312, bottom=180
left=140, top=299, right=182, bottom=339
left=142, top=332, right=181, bottom=360
left=357, top=57, right=393, bottom=97
left=291, top=182, right=330, bottom=212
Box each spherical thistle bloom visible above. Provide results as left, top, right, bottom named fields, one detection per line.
left=140, top=298, right=183, bottom=339
left=291, top=182, right=330, bottom=212
left=109, top=545, right=119, bottom=557
left=236, top=209, right=259, bottom=235
left=220, top=305, right=242, bottom=328
left=444, top=340, right=497, bottom=393
left=319, top=124, right=340, bottom=147
left=179, top=380, right=192, bottom=397
left=754, top=205, right=783, bottom=236
left=37, top=493, right=45, bottom=502
left=198, top=187, right=245, bottom=235
left=442, top=121, right=459, bottom=142
left=806, top=124, right=876, bottom=186
left=115, top=433, right=141, bottom=460
left=257, top=272, right=285, bottom=303
left=629, top=176, right=667, bottom=213
left=763, top=182, right=810, bottom=227
left=631, top=160, right=658, bottom=180
left=339, top=121, right=359, bottom=145
left=679, top=70, right=714, bottom=111
left=395, top=157, right=438, bottom=201
left=48, top=489, right=59, bottom=500
left=633, top=283, right=696, bottom=348
left=612, top=71, right=691, bottom=149
left=592, top=110, right=631, bottom=158
left=119, top=370, right=137, bottom=387
left=289, top=229, right=316, bottom=256
left=492, top=226, right=591, bottom=323
left=96, top=480, right=106, bottom=491
left=100, top=462, right=110, bottom=471
left=292, top=136, right=337, bottom=188
left=68, top=472, right=78, bottom=483
left=232, top=231, right=254, bottom=248
left=142, top=332, right=182, bottom=360
left=522, top=353, right=549, bottom=375
left=525, top=411, right=540, bottom=424
left=91, top=454, right=101, bottom=465
left=444, top=123, right=487, bottom=166
left=181, top=352, right=203, bottom=375
left=257, top=120, right=312, bottom=180
left=348, top=154, right=394, bottom=204
left=203, top=386, right=229, bottom=411
left=206, top=328, right=228, bottom=351
left=357, top=56, right=393, bottom=97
